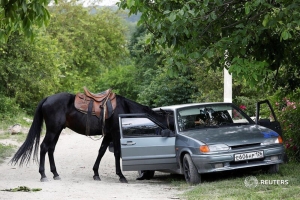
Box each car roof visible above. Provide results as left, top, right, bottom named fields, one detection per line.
left=153, top=102, right=232, bottom=111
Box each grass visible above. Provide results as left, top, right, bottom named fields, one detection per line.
left=0, top=143, right=15, bottom=163
left=0, top=112, right=33, bottom=132
left=169, top=163, right=300, bottom=200
left=0, top=112, right=33, bottom=163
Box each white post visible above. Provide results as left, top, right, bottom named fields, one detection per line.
left=224, top=50, right=232, bottom=103
left=223, top=68, right=232, bottom=103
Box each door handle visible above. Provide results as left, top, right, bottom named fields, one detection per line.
left=121, top=141, right=136, bottom=146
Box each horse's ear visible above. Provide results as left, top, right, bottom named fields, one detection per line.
left=160, top=108, right=168, bottom=115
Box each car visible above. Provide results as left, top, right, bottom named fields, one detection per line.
left=113, top=100, right=285, bottom=184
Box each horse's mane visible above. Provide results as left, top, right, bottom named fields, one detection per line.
left=121, top=95, right=158, bottom=115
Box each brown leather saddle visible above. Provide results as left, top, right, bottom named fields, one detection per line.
left=74, top=87, right=117, bottom=135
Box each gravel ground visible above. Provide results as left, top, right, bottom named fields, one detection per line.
left=0, top=130, right=185, bottom=200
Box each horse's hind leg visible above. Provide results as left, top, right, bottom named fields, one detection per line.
left=48, top=132, right=62, bottom=180
left=92, top=136, right=111, bottom=181
left=39, top=130, right=61, bottom=182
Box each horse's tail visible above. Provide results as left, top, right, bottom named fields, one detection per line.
left=10, top=97, right=47, bottom=166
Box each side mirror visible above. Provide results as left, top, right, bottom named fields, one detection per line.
left=161, top=129, right=174, bottom=137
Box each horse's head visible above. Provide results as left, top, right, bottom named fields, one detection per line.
left=160, top=108, right=175, bottom=131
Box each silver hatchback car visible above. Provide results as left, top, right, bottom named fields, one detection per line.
left=116, top=100, right=285, bottom=184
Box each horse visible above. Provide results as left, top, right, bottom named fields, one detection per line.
left=10, top=91, right=174, bottom=183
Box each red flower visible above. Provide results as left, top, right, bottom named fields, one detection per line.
left=239, top=105, right=246, bottom=110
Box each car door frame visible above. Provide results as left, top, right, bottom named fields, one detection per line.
left=256, top=100, right=283, bottom=137
left=119, top=113, right=177, bottom=171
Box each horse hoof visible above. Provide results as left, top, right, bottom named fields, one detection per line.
left=93, top=176, right=101, bottom=181
left=119, top=177, right=128, bottom=183
left=53, top=176, right=61, bottom=180
left=40, top=177, right=48, bottom=182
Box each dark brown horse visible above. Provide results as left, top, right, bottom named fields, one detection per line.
left=10, top=92, right=174, bottom=183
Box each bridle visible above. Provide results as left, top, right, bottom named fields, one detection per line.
left=165, top=112, right=171, bottom=130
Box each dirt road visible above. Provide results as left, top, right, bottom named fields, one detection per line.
left=0, top=130, right=184, bottom=200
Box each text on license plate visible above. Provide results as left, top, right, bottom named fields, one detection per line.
left=234, top=151, right=264, bottom=161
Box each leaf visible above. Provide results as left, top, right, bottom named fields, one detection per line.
left=245, top=2, right=250, bottom=15
left=179, top=9, right=184, bottom=16
left=163, top=10, right=171, bottom=15
left=22, top=1, right=27, bottom=13
left=281, top=30, right=289, bottom=40
left=127, top=0, right=134, bottom=8
left=169, top=12, right=176, bottom=22
left=262, top=14, right=269, bottom=27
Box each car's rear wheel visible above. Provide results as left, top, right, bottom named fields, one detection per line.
left=183, top=154, right=201, bottom=185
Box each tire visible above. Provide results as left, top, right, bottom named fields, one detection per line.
left=266, top=164, right=279, bottom=174
left=183, top=154, right=201, bottom=185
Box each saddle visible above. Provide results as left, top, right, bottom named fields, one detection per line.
left=74, top=87, right=117, bottom=136
left=74, top=87, right=117, bottom=118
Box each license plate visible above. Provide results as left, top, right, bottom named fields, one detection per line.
left=234, top=151, right=264, bottom=161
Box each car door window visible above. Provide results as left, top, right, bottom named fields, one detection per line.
left=122, top=117, right=163, bottom=138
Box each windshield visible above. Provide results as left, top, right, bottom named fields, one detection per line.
left=177, top=104, right=252, bottom=131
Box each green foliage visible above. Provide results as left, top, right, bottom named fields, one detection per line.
left=0, top=93, right=20, bottom=120
left=275, top=97, right=300, bottom=162
left=138, top=68, right=197, bottom=107
left=0, top=0, right=56, bottom=42
left=96, top=64, right=139, bottom=101
left=0, top=2, right=130, bottom=114
left=47, top=1, right=128, bottom=93
left=118, top=0, right=300, bottom=91
left=192, top=67, right=223, bottom=103
left=0, top=32, right=63, bottom=114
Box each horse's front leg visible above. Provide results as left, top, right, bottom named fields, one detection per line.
left=113, top=139, right=128, bottom=183
left=92, top=136, right=111, bottom=181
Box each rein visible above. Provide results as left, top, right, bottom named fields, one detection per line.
left=101, top=89, right=112, bottom=137
left=166, top=113, right=170, bottom=129
left=85, top=90, right=113, bottom=140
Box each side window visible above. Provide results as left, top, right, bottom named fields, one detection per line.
left=121, top=117, right=163, bottom=138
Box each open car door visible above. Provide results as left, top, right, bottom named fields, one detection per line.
left=256, top=100, right=282, bottom=137
left=119, top=113, right=177, bottom=171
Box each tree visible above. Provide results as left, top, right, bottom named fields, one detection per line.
left=128, top=25, right=199, bottom=106
left=0, top=0, right=56, bottom=42
left=0, top=31, right=64, bottom=113
left=118, top=0, right=300, bottom=90
left=47, top=1, right=128, bottom=92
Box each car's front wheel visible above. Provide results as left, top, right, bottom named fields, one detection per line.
left=266, top=164, right=279, bottom=174
left=183, top=154, right=201, bottom=185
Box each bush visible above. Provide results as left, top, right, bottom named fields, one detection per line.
left=275, top=98, right=300, bottom=162
left=0, top=93, right=21, bottom=120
